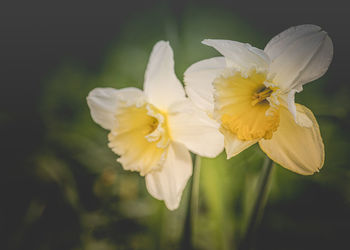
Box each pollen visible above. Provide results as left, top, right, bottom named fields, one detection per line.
left=214, top=71, right=280, bottom=141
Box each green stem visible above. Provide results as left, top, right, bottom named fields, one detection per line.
left=239, top=156, right=274, bottom=250
left=191, top=155, right=201, bottom=230
left=181, top=155, right=201, bottom=250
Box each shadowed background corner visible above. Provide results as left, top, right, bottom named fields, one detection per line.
left=1, top=1, right=349, bottom=250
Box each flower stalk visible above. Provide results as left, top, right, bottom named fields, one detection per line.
left=240, top=156, right=274, bottom=250
left=181, top=155, right=201, bottom=250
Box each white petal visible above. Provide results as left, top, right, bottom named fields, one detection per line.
left=220, top=127, right=257, bottom=158
left=280, top=89, right=298, bottom=120
left=202, top=39, right=270, bottom=73
left=184, top=57, right=226, bottom=115
left=265, top=25, right=321, bottom=60
left=280, top=89, right=301, bottom=121
left=167, top=100, right=224, bottom=158
left=145, top=142, right=192, bottom=210
left=280, top=90, right=313, bottom=128
left=144, top=41, right=186, bottom=111
left=259, top=104, right=324, bottom=175
left=87, top=87, right=144, bottom=130
left=265, top=25, right=333, bottom=92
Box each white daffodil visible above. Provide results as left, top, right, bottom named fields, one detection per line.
left=185, top=25, right=333, bottom=175
left=87, top=41, right=224, bottom=210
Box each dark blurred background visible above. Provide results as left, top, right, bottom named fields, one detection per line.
left=1, top=0, right=349, bottom=249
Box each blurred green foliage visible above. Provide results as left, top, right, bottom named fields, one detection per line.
left=6, top=4, right=350, bottom=250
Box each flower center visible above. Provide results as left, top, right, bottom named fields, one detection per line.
left=214, top=70, right=280, bottom=141
left=251, top=86, right=273, bottom=106
left=108, top=102, right=170, bottom=175
left=147, top=118, right=159, bottom=134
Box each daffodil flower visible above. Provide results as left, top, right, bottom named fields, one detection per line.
left=87, top=41, right=224, bottom=210
left=185, top=25, right=333, bottom=175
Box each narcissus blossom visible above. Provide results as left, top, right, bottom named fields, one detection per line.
left=185, top=25, right=333, bottom=175
left=87, top=41, right=223, bottom=210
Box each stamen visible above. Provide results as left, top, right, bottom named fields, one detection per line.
left=146, top=118, right=159, bottom=135
left=251, top=87, right=273, bottom=106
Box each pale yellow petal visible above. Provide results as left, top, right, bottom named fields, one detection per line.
left=145, top=142, right=192, bottom=210
left=259, top=104, right=324, bottom=175
left=220, top=127, right=257, bottom=159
